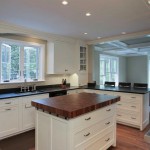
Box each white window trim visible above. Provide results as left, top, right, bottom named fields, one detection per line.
left=0, top=37, right=45, bottom=84
left=99, top=54, right=119, bottom=85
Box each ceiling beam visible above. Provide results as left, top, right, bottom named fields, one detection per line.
left=86, top=30, right=150, bottom=45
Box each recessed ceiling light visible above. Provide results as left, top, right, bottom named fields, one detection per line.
left=148, top=0, right=150, bottom=4
left=97, top=37, right=101, bottom=39
left=122, top=32, right=126, bottom=34
left=62, top=1, right=68, bottom=5
left=86, top=13, right=91, bottom=16
left=84, top=33, right=87, bottom=35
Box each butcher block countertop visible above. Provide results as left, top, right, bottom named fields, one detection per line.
left=32, top=92, right=120, bottom=119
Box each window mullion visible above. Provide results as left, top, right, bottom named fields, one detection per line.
left=20, top=46, right=24, bottom=81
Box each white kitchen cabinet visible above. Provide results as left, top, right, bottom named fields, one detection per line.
left=0, top=98, right=20, bottom=138
left=115, top=92, right=149, bottom=131
left=22, top=94, right=49, bottom=131
left=0, top=93, right=49, bottom=140
left=98, top=90, right=149, bottom=131
left=47, top=41, right=77, bottom=74
left=36, top=104, right=116, bottom=150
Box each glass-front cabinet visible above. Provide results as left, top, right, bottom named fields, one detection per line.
left=80, top=46, right=86, bottom=71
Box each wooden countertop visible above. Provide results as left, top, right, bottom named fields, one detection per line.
left=32, top=93, right=120, bottom=119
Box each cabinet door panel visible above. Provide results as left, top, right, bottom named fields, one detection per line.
left=0, top=106, right=19, bottom=138
left=22, top=94, right=49, bottom=130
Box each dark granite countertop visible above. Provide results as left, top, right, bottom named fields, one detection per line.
left=32, top=93, right=120, bottom=119
left=84, top=85, right=149, bottom=94
left=0, top=84, right=149, bottom=100
left=0, top=86, right=80, bottom=100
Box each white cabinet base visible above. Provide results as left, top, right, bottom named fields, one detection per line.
left=35, top=104, right=117, bottom=150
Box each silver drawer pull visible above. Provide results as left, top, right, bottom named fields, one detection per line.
left=84, top=133, right=90, bottom=137
left=105, top=138, right=110, bottom=142
left=117, top=104, right=122, bottom=105
left=25, top=105, right=32, bottom=109
left=131, top=97, right=136, bottom=98
left=5, top=108, right=11, bottom=111
left=131, top=106, right=136, bottom=108
left=105, top=122, right=110, bottom=125
left=5, top=102, right=11, bottom=104
left=85, top=117, right=91, bottom=121
left=131, top=117, right=136, bottom=119
left=117, top=114, right=122, bottom=117
left=106, top=109, right=111, bottom=111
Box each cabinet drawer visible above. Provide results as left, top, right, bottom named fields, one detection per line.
left=75, top=128, right=114, bottom=150
left=85, top=131, right=113, bottom=150
left=74, top=117, right=114, bottom=146
left=117, top=109, right=140, bottom=125
left=0, top=98, right=18, bottom=107
left=72, top=104, right=116, bottom=132
left=121, top=94, right=142, bottom=102
left=117, top=101, right=140, bottom=112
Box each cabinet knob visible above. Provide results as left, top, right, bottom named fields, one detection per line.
left=131, top=106, right=136, bottom=108
left=25, top=105, right=32, bottom=109
left=85, top=117, right=91, bottom=120
left=105, top=121, right=110, bottom=125
left=117, top=104, right=122, bottom=106
left=131, top=117, right=136, bottom=120
left=5, top=102, right=11, bottom=104
left=106, top=109, right=111, bottom=112
left=105, top=138, right=110, bottom=142
left=5, top=108, right=11, bottom=111
left=84, top=132, right=90, bottom=137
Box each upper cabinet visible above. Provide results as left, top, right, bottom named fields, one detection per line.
left=79, top=46, right=87, bottom=71
left=47, top=41, right=77, bottom=74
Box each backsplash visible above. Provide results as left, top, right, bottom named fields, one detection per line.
left=0, top=74, right=71, bottom=89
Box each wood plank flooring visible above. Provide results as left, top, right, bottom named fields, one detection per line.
left=109, top=124, right=150, bottom=150
left=0, top=124, right=150, bottom=150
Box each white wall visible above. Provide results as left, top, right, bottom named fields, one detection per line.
left=126, top=56, right=148, bottom=84
left=88, top=46, right=127, bottom=85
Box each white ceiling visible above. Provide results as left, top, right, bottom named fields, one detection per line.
left=0, top=0, right=150, bottom=40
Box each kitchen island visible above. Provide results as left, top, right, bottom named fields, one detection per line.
left=32, top=92, right=120, bottom=150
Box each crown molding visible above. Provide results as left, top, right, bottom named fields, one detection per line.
left=0, top=20, right=85, bottom=44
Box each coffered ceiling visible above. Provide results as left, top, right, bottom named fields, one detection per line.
left=95, top=35, right=150, bottom=56
left=0, top=0, right=150, bottom=41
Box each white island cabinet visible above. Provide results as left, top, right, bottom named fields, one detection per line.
left=32, top=93, right=120, bottom=150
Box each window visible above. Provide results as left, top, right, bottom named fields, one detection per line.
left=0, top=38, right=45, bottom=83
left=100, top=54, right=119, bottom=85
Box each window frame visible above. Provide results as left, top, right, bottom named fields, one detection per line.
left=99, top=54, right=119, bottom=85
left=0, top=37, right=45, bottom=83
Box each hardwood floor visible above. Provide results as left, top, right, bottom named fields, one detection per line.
left=109, top=124, right=150, bottom=150
left=0, top=124, right=150, bottom=150
left=0, top=130, right=35, bottom=150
